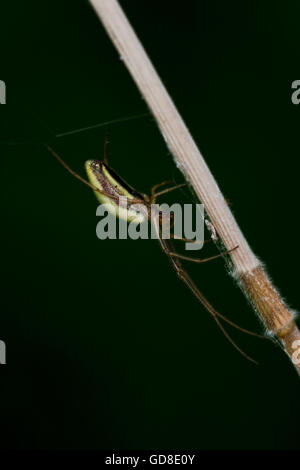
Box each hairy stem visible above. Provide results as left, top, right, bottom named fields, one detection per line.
left=89, top=0, right=300, bottom=373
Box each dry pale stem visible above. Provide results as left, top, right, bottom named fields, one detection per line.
left=241, top=266, right=300, bottom=374
left=89, top=0, right=300, bottom=372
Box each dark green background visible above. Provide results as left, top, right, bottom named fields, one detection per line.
left=1, top=0, right=300, bottom=450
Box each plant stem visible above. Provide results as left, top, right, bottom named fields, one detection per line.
left=89, top=0, right=300, bottom=373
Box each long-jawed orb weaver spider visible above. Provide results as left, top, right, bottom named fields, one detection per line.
left=46, top=135, right=263, bottom=363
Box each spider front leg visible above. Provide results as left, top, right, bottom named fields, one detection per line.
left=151, top=180, right=174, bottom=195
left=150, top=182, right=186, bottom=203
left=167, top=246, right=238, bottom=263
left=170, top=234, right=212, bottom=244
